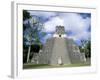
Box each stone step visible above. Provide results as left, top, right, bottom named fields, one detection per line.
left=50, top=38, right=71, bottom=65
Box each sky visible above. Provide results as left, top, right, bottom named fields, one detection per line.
left=27, top=10, right=91, bottom=45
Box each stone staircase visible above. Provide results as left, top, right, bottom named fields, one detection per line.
left=50, top=38, right=71, bottom=65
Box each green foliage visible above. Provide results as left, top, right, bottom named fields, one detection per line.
left=85, top=40, right=91, bottom=58
left=23, top=10, right=46, bottom=63
left=23, top=10, right=46, bottom=45
left=23, top=10, right=31, bottom=21
left=79, top=40, right=91, bottom=58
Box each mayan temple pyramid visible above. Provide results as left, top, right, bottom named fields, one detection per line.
left=38, top=26, right=86, bottom=65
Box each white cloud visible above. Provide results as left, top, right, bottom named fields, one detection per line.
left=28, top=11, right=91, bottom=42
left=44, top=17, right=64, bottom=32
left=59, top=13, right=90, bottom=33
left=68, top=31, right=91, bottom=41
left=43, top=13, right=91, bottom=41
left=42, top=33, right=53, bottom=43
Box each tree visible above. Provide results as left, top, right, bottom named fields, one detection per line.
left=85, top=40, right=91, bottom=58
left=23, top=11, right=46, bottom=63
left=79, top=40, right=91, bottom=58
left=23, top=10, right=31, bottom=21
left=23, top=10, right=31, bottom=63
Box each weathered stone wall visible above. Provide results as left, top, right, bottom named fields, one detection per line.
left=38, top=37, right=86, bottom=65
left=38, top=38, right=55, bottom=64
left=66, top=38, right=84, bottom=64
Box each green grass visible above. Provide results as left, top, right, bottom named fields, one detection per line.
left=23, top=63, right=90, bottom=69
left=23, top=64, right=49, bottom=69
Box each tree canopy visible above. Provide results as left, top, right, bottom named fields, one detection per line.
left=79, top=40, right=91, bottom=58
left=23, top=10, right=46, bottom=63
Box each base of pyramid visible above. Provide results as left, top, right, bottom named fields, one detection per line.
left=38, top=37, right=86, bottom=65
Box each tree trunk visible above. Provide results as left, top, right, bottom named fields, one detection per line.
left=27, top=45, right=31, bottom=63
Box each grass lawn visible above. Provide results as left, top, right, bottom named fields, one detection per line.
left=23, top=62, right=90, bottom=69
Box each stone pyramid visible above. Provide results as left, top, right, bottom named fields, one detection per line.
left=38, top=26, right=86, bottom=65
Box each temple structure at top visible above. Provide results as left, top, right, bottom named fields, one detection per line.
left=53, top=26, right=67, bottom=38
